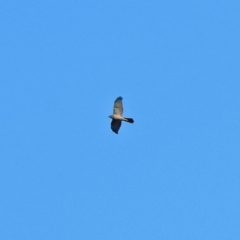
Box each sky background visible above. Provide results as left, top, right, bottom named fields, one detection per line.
left=1, top=1, right=240, bottom=239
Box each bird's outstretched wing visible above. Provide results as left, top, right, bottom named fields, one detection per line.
left=113, top=96, right=123, bottom=116
left=111, top=119, right=122, bottom=134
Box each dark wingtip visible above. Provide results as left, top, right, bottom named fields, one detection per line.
left=114, top=96, right=123, bottom=103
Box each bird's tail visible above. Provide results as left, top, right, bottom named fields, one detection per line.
left=124, top=117, right=134, bottom=123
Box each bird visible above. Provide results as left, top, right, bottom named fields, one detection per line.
left=108, top=96, right=134, bottom=134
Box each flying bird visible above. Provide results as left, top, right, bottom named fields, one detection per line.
left=108, top=96, right=134, bottom=134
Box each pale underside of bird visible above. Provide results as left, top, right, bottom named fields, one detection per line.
left=108, top=96, right=134, bottom=134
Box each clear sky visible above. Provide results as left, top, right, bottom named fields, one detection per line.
left=1, top=1, right=240, bottom=239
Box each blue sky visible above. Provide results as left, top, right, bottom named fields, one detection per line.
left=1, top=1, right=240, bottom=239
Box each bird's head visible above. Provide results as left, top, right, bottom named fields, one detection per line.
left=108, top=115, right=113, bottom=119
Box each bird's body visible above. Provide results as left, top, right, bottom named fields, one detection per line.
left=109, top=114, right=133, bottom=122
left=108, top=97, right=134, bottom=134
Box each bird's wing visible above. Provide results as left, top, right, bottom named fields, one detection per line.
left=111, top=119, right=122, bottom=134
left=113, top=96, right=123, bottom=116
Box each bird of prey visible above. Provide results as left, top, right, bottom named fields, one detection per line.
left=108, top=96, right=134, bottom=134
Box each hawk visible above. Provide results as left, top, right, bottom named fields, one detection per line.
left=108, top=96, right=134, bottom=134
